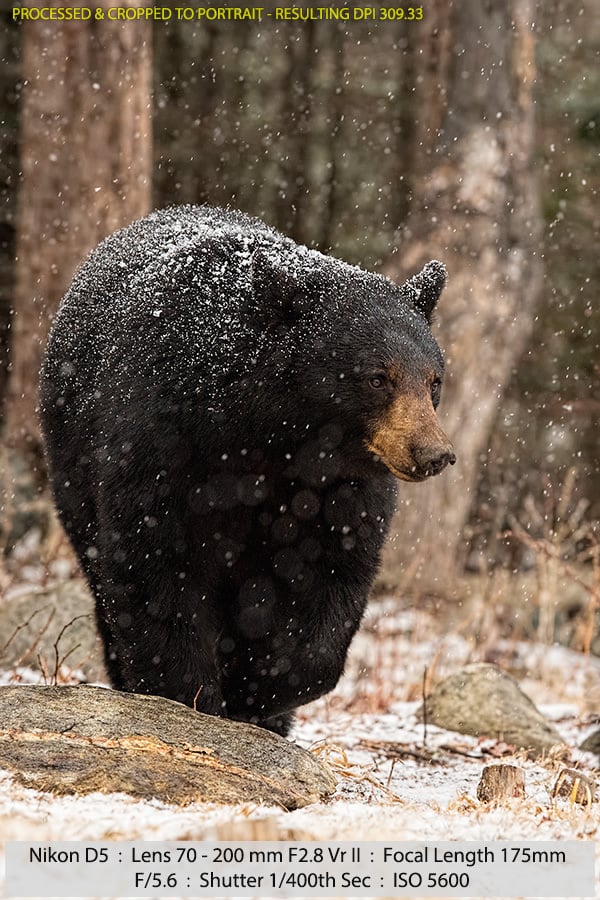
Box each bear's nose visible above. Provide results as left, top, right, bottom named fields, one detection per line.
left=414, top=446, right=456, bottom=477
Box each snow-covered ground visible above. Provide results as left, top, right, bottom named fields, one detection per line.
left=1, top=594, right=599, bottom=899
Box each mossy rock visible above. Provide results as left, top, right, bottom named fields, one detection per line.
left=417, top=663, right=565, bottom=759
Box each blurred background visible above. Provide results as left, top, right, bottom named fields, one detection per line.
left=0, top=0, right=598, bottom=661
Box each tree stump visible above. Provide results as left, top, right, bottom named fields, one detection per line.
left=477, top=763, right=526, bottom=803
left=0, top=685, right=336, bottom=809
left=551, top=768, right=596, bottom=806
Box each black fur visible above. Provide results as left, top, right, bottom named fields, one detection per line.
left=40, top=205, right=446, bottom=735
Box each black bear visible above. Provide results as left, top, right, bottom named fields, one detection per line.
left=40, top=206, right=455, bottom=735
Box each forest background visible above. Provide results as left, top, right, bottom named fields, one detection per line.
left=0, top=0, right=598, bottom=654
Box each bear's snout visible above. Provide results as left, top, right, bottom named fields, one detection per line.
left=412, top=443, right=456, bottom=478
left=367, top=391, right=455, bottom=482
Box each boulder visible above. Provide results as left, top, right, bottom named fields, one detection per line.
left=417, top=663, right=565, bottom=758
left=0, top=684, right=336, bottom=809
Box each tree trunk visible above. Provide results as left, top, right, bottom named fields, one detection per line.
left=8, top=0, right=152, bottom=454
left=285, top=20, right=317, bottom=244
left=381, top=0, right=543, bottom=592
left=0, top=20, right=20, bottom=417
left=317, top=20, right=344, bottom=252
left=1, top=0, right=152, bottom=545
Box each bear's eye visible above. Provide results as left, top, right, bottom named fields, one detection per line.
left=369, top=374, right=387, bottom=390
left=431, top=377, right=442, bottom=407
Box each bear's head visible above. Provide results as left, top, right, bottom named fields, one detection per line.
left=360, top=260, right=456, bottom=482
left=251, top=250, right=455, bottom=482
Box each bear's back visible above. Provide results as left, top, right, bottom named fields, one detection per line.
left=42, top=204, right=400, bottom=427
left=64, top=204, right=282, bottom=315
left=44, top=207, right=287, bottom=398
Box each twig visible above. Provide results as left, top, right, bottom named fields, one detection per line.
left=358, top=738, right=438, bottom=764
left=0, top=606, right=51, bottom=658
left=38, top=653, right=49, bottom=684
left=386, top=758, right=397, bottom=789
left=422, top=665, right=428, bottom=749
left=439, top=743, right=490, bottom=760
left=193, top=685, right=203, bottom=712
left=52, top=615, right=92, bottom=685
left=13, top=607, right=56, bottom=669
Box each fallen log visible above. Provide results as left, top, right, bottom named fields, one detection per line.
left=0, top=685, right=336, bottom=809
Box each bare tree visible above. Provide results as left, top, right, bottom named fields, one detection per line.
left=1, top=0, right=152, bottom=544
left=381, top=0, right=544, bottom=590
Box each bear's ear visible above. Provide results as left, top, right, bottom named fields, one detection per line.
left=251, top=249, right=316, bottom=321
left=404, top=260, right=447, bottom=323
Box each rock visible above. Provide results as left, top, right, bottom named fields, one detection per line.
left=417, top=663, right=565, bottom=759
left=477, top=763, right=526, bottom=803
left=0, top=685, right=336, bottom=809
left=0, top=581, right=106, bottom=682
left=580, top=728, right=600, bottom=755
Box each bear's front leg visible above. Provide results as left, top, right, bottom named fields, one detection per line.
left=223, top=581, right=367, bottom=726
left=92, top=463, right=226, bottom=715
left=96, top=586, right=226, bottom=715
